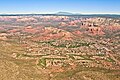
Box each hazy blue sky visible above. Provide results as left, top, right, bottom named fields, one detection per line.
left=0, top=0, right=120, bottom=14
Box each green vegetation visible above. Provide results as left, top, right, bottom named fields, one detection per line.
left=37, top=58, right=46, bottom=67
left=96, top=54, right=105, bottom=56
left=106, top=57, right=115, bottom=62
left=0, top=30, right=7, bottom=33
left=62, top=63, right=70, bottom=67
left=22, top=54, right=33, bottom=57
left=36, top=40, right=95, bottom=48
left=21, top=54, right=49, bottom=58
left=68, top=42, right=90, bottom=48
left=68, top=54, right=75, bottom=59
left=50, top=43, right=66, bottom=48
left=80, top=55, right=92, bottom=60
left=36, top=40, right=55, bottom=44
left=16, top=53, right=21, bottom=57
left=45, top=58, right=66, bottom=60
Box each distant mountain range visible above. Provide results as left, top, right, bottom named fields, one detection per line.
left=55, top=12, right=120, bottom=16
left=0, top=12, right=120, bottom=18
left=55, top=12, right=78, bottom=15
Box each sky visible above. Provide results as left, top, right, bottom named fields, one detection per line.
left=0, top=0, right=120, bottom=14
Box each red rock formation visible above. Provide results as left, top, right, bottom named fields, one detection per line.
left=61, top=31, right=74, bottom=40
left=23, top=26, right=39, bottom=34
left=8, top=29, right=20, bottom=33
left=107, top=26, right=120, bottom=31
left=60, top=22, right=67, bottom=26
left=72, top=30, right=82, bottom=35
left=32, top=27, right=74, bottom=41
left=0, top=27, right=4, bottom=30
left=88, top=27, right=105, bottom=35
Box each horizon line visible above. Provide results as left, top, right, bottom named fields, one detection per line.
left=0, top=12, right=120, bottom=15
